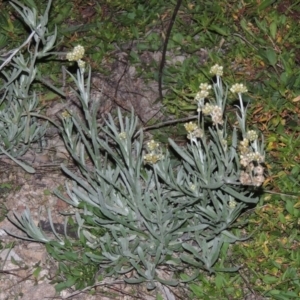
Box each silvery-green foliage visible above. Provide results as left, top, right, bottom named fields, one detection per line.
left=10, top=62, right=264, bottom=290
left=0, top=0, right=56, bottom=172
left=50, top=66, right=261, bottom=288
left=6, top=2, right=265, bottom=289
left=7, top=207, right=64, bottom=244
left=153, top=128, right=254, bottom=273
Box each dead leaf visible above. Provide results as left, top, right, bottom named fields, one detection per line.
left=292, top=95, right=300, bottom=102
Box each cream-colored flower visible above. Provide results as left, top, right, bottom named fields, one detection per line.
left=187, top=128, right=204, bottom=140
left=240, top=138, right=249, bottom=148
left=248, top=162, right=255, bottom=171
left=250, top=152, right=264, bottom=162
left=66, top=45, right=85, bottom=61
left=190, top=184, right=196, bottom=191
left=66, top=52, right=74, bottom=61
left=73, top=45, right=85, bottom=59
left=246, top=130, right=258, bottom=142
left=184, top=122, right=198, bottom=133
left=62, top=110, right=71, bottom=118
left=210, top=64, right=223, bottom=76
left=239, top=138, right=249, bottom=154
left=147, top=140, right=159, bottom=151
left=253, top=174, right=265, bottom=186
left=202, top=103, right=214, bottom=115
left=192, top=128, right=204, bottom=138
left=211, top=106, right=223, bottom=125
left=144, top=153, right=164, bottom=164
left=254, top=165, right=264, bottom=176
left=240, top=155, right=249, bottom=167
left=240, top=151, right=264, bottom=166
left=77, top=59, right=86, bottom=70
left=230, top=83, right=248, bottom=94
left=199, top=83, right=212, bottom=91
left=119, top=132, right=127, bottom=140
left=240, top=170, right=251, bottom=185
left=240, top=170, right=265, bottom=187
left=228, top=198, right=237, bottom=208
left=195, top=90, right=209, bottom=100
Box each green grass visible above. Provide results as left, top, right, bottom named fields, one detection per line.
left=1, top=0, right=300, bottom=298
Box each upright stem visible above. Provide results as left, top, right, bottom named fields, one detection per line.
left=238, top=93, right=246, bottom=132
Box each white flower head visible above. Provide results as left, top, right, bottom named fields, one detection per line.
left=199, top=83, right=212, bottom=91
left=228, top=197, right=237, bottom=209
left=210, top=64, right=223, bottom=76
left=187, top=128, right=204, bottom=140
left=77, top=59, right=86, bottom=70
left=61, top=110, right=71, bottom=119
left=147, top=140, right=159, bottom=151
left=190, top=184, right=196, bottom=191
left=184, top=122, right=198, bottom=133
left=66, top=45, right=85, bottom=61
left=195, top=90, right=209, bottom=100
left=211, top=105, right=223, bottom=125
left=254, top=165, right=264, bottom=176
left=144, top=153, right=164, bottom=164
left=119, top=132, right=127, bottom=140
left=202, top=103, right=214, bottom=115
left=194, top=83, right=212, bottom=101
left=230, top=83, right=248, bottom=94
left=246, top=130, right=258, bottom=142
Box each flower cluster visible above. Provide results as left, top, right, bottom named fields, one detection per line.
left=238, top=130, right=265, bottom=186
left=77, top=59, right=86, bottom=70
left=240, top=151, right=264, bottom=167
left=147, top=139, right=159, bottom=151
left=194, top=66, right=225, bottom=126
left=119, top=132, right=127, bottom=140
left=66, top=45, right=85, bottom=61
left=184, top=122, right=204, bottom=140
left=189, top=184, right=196, bottom=191
left=144, top=140, right=164, bottom=164
left=61, top=110, right=71, bottom=119
left=228, top=197, right=237, bottom=209
left=195, top=83, right=212, bottom=102
left=190, top=64, right=265, bottom=187
left=246, top=130, right=258, bottom=141
left=210, top=64, right=223, bottom=76
left=230, top=83, right=248, bottom=94
left=66, top=45, right=86, bottom=72
left=202, top=104, right=223, bottom=126
left=199, top=83, right=212, bottom=91
left=144, top=153, right=163, bottom=164
left=240, top=165, right=265, bottom=187
left=184, top=122, right=198, bottom=133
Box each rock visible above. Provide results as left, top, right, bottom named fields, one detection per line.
left=0, top=248, right=22, bottom=262
left=21, top=282, right=56, bottom=300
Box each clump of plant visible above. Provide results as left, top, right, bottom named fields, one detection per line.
left=4, top=0, right=266, bottom=293
left=10, top=39, right=266, bottom=292
left=0, top=0, right=60, bottom=173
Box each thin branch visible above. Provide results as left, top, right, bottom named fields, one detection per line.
left=158, top=0, right=183, bottom=100
left=264, top=189, right=300, bottom=198
left=142, top=115, right=197, bottom=132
